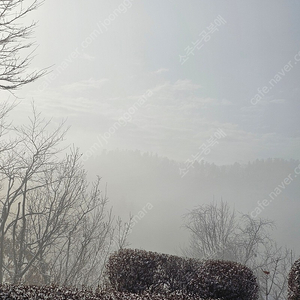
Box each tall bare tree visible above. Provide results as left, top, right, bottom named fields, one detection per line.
left=0, top=106, right=130, bottom=286
left=0, top=105, right=67, bottom=283
left=0, top=0, right=45, bottom=90
left=183, top=201, right=237, bottom=261
left=183, top=201, right=295, bottom=299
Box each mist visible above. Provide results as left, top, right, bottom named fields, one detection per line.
left=1, top=1, right=300, bottom=297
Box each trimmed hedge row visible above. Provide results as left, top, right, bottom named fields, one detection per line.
left=105, top=248, right=259, bottom=300
left=0, top=284, right=100, bottom=300
left=188, top=259, right=258, bottom=300
left=4, top=253, right=300, bottom=299
left=288, top=258, right=300, bottom=300
left=0, top=284, right=206, bottom=300
left=105, top=248, right=197, bottom=294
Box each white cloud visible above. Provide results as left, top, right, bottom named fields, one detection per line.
left=173, top=79, right=201, bottom=91
left=62, top=78, right=109, bottom=92
left=19, top=66, right=299, bottom=164
left=152, top=68, right=169, bottom=74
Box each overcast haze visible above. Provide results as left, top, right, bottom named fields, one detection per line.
left=4, top=1, right=300, bottom=255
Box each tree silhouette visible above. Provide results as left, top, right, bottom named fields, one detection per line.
left=0, top=0, right=46, bottom=90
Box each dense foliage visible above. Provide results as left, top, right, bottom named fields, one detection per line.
left=3, top=252, right=300, bottom=299
left=188, top=259, right=258, bottom=300
left=288, top=258, right=300, bottom=300
left=0, top=284, right=208, bottom=300
left=105, top=248, right=197, bottom=294
left=106, top=248, right=258, bottom=300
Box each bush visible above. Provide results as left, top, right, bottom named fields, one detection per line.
left=0, top=284, right=206, bottom=299
left=288, top=258, right=300, bottom=300
left=187, top=259, right=258, bottom=300
left=105, top=248, right=258, bottom=300
left=105, top=248, right=198, bottom=294
left=0, top=284, right=100, bottom=300
left=105, top=248, right=158, bottom=293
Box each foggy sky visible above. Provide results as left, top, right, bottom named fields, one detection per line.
left=3, top=1, right=300, bottom=255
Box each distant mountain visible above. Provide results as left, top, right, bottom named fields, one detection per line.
left=85, top=150, right=300, bottom=255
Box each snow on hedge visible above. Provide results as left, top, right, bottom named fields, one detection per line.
left=0, top=284, right=208, bottom=299
left=106, top=248, right=258, bottom=300
left=288, top=258, right=300, bottom=300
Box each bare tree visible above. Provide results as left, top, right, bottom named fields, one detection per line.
left=0, top=106, right=66, bottom=283
left=183, top=201, right=295, bottom=299
left=0, top=0, right=46, bottom=90
left=0, top=100, right=17, bottom=145
left=113, top=215, right=132, bottom=250
left=183, top=201, right=237, bottom=261
left=257, top=247, right=295, bottom=300
left=32, top=170, right=115, bottom=287
left=235, top=214, right=274, bottom=266
left=0, top=106, right=129, bottom=286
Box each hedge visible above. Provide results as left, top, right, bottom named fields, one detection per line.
left=288, top=258, right=300, bottom=300
left=0, top=284, right=209, bottom=300
left=105, top=248, right=258, bottom=300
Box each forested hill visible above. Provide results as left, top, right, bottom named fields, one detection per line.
left=88, top=150, right=300, bottom=255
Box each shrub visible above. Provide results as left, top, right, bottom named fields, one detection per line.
left=105, top=248, right=158, bottom=293
left=0, top=284, right=100, bottom=300
left=288, top=258, right=300, bottom=300
left=106, top=248, right=200, bottom=294
left=187, top=259, right=258, bottom=300
left=105, top=248, right=258, bottom=300
left=0, top=284, right=207, bottom=300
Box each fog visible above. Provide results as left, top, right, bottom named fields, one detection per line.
left=82, top=150, right=300, bottom=256
left=5, top=0, right=300, bottom=257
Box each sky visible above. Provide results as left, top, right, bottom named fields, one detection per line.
left=6, top=0, right=299, bottom=165
left=2, top=0, right=300, bottom=254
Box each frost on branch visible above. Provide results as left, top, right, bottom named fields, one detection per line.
left=105, top=248, right=258, bottom=300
